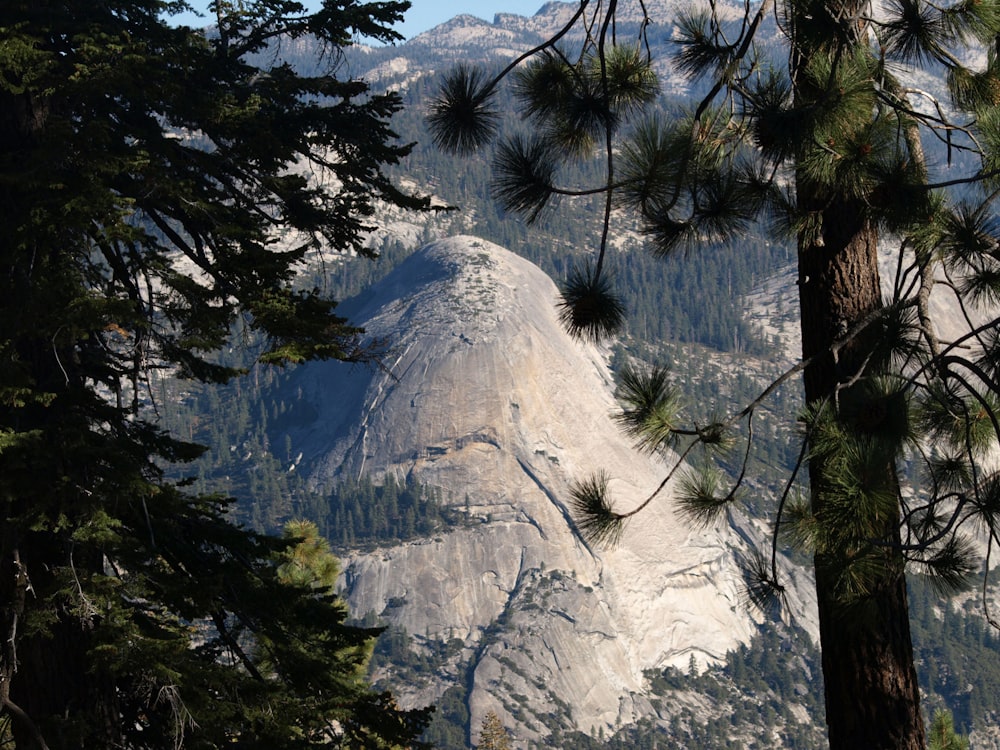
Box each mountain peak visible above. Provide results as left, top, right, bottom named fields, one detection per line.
left=344, top=235, right=552, bottom=344
left=296, top=234, right=610, bottom=489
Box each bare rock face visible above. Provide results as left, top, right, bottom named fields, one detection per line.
left=289, top=236, right=810, bottom=742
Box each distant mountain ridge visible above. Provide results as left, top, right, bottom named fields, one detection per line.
left=351, top=0, right=764, bottom=99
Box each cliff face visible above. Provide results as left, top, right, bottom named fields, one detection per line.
left=287, top=236, right=813, bottom=740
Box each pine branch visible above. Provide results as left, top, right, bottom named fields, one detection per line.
left=572, top=438, right=702, bottom=548
left=739, top=547, right=787, bottom=616
left=939, top=357, right=1000, bottom=442
left=426, top=2, right=594, bottom=155
left=426, top=65, right=501, bottom=155
left=557, top=265, right=626, bottom=342
left=774, top=427, right=813, bottom=567
left=877, top=0, right=950, bottom=65
left=490, top=135, right=559, bottom=222
left=897, top=494, right=975, bottom=552
left=614, top=363, right=682, bottom=453
left=912, top=534, right=978, bottom=592
left=676, top=463, right=738, bottom=527
left=569, top=471, right=626, bottom=546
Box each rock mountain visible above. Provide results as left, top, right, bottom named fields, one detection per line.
left=286, top=236, right=815, bottom=742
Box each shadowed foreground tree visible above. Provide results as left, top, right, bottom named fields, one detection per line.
left=428, top=0, right=1000, bottom=747
left=0, top=0, right=433, bottom=747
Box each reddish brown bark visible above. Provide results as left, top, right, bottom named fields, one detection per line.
left=797, top=197, right=925, bottom=750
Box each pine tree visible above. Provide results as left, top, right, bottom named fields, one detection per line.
left=0, top=1, right=432, bottom=747
left=928, top=708, right=970, bottom=750
left=427, top=1, right=1000, bottom=748
left=477, top=710, right=513, bottom=750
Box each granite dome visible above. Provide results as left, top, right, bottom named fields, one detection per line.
left=286, top=235, right=814, bottom=740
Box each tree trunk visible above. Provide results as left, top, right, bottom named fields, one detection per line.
left=797, top=197, right=925, bottom=750
left=4, top=537, right=122, bottom=750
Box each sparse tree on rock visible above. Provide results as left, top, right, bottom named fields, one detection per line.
left=0, top=0, right=432, bottom=747
left=428, top=0, right=1000, bottom=748
left=478, top=710, right=513, bottom=750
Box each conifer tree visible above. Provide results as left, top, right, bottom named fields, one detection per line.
left=477, top=710, right=512, bottom=750
left=0, top=1, right=432, bottom=747
left=427, top=0, right=1000, bottom=747
left=928, top=709, right=970, bottom=750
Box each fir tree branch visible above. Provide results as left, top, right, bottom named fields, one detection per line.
left=211, top=611, right=266, bottom=682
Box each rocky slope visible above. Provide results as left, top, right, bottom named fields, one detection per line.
left=285, top=235, right=815, bottom=742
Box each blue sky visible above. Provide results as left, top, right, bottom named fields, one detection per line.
left=170, top=2, right=548, bottom=40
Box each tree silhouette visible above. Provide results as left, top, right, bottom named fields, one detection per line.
left=0, top=0, right=432, bottom=746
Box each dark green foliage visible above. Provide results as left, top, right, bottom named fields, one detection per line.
left=516, top=51, right=613, bottom=157
left=321, top=474, right=462, bottom=551
left=427, top=64, right=500, bottom=155
left=557, top=265, right=627, bottom=342
left=512, top=45, right=658, bottom=156
left=676, top=464, right=738, bottom=527
left=568, top=471, right=625, bottom=546
left=491, top=133, right=560, bottom=222
left=0, top=0, right=433, bottom=746
left=674, top=12, right=742, bottom=81
left=613, top=363, right=682, bottom=453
